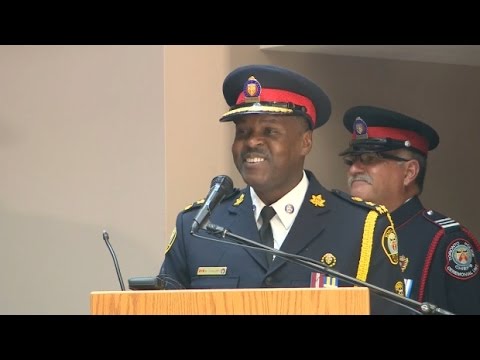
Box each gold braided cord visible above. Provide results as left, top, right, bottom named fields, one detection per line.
left=222, top=105, right=294, bottom=117
left=386, top=212, right=394, bottom=227
left=356, top=210, right=378, bottom=281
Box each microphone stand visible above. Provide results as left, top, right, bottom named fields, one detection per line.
left=204, top=223, right=454, bottom=315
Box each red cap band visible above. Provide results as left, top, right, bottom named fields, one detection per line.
left=236, top=88, right=316, bottom=128
left=354, top=126, right=430, bottom=155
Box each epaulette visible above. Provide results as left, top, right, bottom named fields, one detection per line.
left=182, top=199, right=204, bottom=213
left=331, top=189, right=389, bottom=215
left=423, top=209, right=461, bottom=233
left=182, top=188, right=242, bottom=213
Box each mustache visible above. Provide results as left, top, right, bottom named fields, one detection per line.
left=348, top=174, right=373, bottom=188
left=241, top=150, right=269, bottom=160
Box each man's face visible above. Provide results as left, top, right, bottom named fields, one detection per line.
left=344, top=151, right=411, bottom=211
left=232, top=114, right=312, bottom=199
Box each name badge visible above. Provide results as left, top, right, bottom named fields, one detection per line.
left=197, top=266, right=227, bottom=276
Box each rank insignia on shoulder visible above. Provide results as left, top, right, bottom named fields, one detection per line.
left=165, top=227, right=177, bottom=254
left=445, top=239, right=478, bottom=280
left=423, top=210, right=460, bottom=233
left=382, top=226, right=399, bottom=265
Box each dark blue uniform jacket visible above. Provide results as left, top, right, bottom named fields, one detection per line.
left=160, top=171, right=408, bottom=315
left=394, top=196, right=480, bottom=314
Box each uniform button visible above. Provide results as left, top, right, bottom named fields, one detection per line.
left=264, top=276, right=273, bottom=286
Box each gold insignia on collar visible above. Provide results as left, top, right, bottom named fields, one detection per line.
left=394, top=281, right=405, bottom=296
left=321, top=253, right=336, bottom=267
left=195, top=199, right=205, bottom=205
left=310, top=194, right=326, bottom=207
left=351, top=196, right=363, bottom=202
left=399, top=254, right=409, bottom=272
left=233, top=193, right=245, bottom=206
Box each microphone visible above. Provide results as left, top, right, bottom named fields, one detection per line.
left=128, top=276, right=165, bottom=290
left=191, top=175, right=234, bottom=234
left=102, top=230, right=126, bottom=291
left=128, top=274, right=185, bottom=290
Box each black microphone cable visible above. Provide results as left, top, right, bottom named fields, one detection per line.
left=192, top=225, right=454, bottom=315
left=102, top=230, right=126, bottom=291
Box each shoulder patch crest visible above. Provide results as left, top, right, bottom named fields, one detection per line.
left=445, top=239, right=478, bottom=280
left=332, top=189, right=389, bottom=214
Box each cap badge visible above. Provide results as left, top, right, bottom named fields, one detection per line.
left=243, top=76, right=261, bottom=103
left=233, top=193, right=245, bottom=206
left=321, top=253, right=337, bottom=267
left=353, top=116, right=368, bottom=140
left=309, top=194, right=326, bottom=207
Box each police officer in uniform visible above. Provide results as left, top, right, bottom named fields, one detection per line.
left=159, top=65, right=407, bottom=315
left=340, top=105, right=480, bottom=314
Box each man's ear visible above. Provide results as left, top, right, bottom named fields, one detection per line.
left=404, top=159, right=420, bottom=186
left=301, top=130, right=313, bottom=155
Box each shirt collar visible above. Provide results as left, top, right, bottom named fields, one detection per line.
left=250, top=171, right=309, bottom=230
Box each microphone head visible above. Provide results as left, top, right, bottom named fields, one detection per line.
left=211, top=175, right=234, bottom=194
left=102, top=230, right=109, bottom=241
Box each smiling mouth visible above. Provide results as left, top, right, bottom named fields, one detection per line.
left=245, top=157, right=266, bottom=164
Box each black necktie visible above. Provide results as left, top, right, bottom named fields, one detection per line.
left=259, top=206, right=276, bottom=265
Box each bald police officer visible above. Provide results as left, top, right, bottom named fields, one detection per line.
left=340, top=105, right=480, bottom=314
left=159, top=65, right=407, bottom=315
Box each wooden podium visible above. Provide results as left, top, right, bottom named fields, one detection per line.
left=90, top=287, right=370, bottom=315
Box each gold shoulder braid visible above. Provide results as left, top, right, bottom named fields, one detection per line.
left=355, top=210, right=378, bottom=282
left=165, top=227, right=177, bottom=254
left=355, top=208, right=398, bottom=282
left=331, top=190, right=398, bottom=282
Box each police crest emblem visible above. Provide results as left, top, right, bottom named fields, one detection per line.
left=382, top=226, right=399, bottom=265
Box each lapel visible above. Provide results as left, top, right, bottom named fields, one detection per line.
left=221, top=172, right=333, bottom=273
left=223, top=188, right=270, bottom=269
left=269, top=172, right=331, bottom=273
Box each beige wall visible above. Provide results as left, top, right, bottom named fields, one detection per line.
left=0, top=45, right=166, bottom=314
left=1, top=45, right=478, bottom=314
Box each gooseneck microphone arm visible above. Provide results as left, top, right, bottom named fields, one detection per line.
left=203, top=223, right=454, bottom=315
left=102, top=230, right=126, bottom=291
